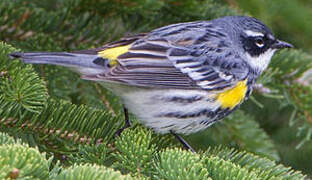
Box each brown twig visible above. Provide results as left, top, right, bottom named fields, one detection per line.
left=94, top=84, right=116, bottom=116
left=1, top=117, right=104, bottom=145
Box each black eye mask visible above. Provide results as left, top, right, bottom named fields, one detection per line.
left=241, top=34, right=274, bottom=57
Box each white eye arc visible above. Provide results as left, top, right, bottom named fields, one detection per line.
left=244, top=30, right=264, bottom=37
left=255, top=38, right=265, bottom=48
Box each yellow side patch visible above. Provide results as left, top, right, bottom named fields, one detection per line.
left=98, top=45, right=131, bottom=66
left=217, top=79, right=248, bottom=109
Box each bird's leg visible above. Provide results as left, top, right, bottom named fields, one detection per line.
left=170, top=131, right=196, bottom=153
left=115, top=106, right=131, bottom=136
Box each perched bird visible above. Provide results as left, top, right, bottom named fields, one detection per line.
left=10, top=16, right=293, bottom=152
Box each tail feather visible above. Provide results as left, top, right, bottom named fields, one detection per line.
left=9, top=52, right=109, bottom=75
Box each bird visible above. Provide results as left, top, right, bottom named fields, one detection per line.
left=9, top=16, right=293, bottom=152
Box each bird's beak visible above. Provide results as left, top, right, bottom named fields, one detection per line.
left=271, top=39, right=294, bottom=49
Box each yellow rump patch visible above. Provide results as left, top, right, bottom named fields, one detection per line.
left=98, top=45, right=131, bottom=66
left=217, top=79, right=248, bottom=109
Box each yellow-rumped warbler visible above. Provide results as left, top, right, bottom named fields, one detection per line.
left=10, top=16, right=293, bottom=152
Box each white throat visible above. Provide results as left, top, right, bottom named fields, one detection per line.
left=246, top=49, right=276, bottom=72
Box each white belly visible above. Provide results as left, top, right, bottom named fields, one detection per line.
left=113, top=86, right=223, bottom=134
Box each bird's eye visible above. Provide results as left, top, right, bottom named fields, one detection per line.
left=255, top=37, right=265, bottom=48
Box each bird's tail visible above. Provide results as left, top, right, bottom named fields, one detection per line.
left=9, top=52, right=109, bottom=75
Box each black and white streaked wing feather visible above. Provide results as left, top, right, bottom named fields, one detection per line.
left=96, top=21, right=249, bottom=90
left=104, top=66, right=198, bottom=88
left=167, top=46, right=249, bottom=90
left=86, top=37, right=198, bottom=89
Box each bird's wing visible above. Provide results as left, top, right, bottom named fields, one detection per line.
left=82, top=22, right=249, bottom=91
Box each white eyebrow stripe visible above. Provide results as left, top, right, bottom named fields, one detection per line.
left=244, top=30, right=264, bottom=37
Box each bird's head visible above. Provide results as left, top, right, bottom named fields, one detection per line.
left=216, top=16, right=293, bottom=73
